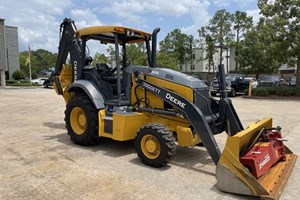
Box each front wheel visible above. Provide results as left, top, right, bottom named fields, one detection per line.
left=65, top=94, right=99, bottom=146
left=135, top=123, right=176, bottom=167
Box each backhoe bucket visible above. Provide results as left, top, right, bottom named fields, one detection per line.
left=216, top=117, right=297, bottom=200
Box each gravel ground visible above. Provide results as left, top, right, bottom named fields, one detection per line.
left=0, top=87, right=299, bottom=200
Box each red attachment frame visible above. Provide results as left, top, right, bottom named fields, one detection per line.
left=240, top=130, right=286, bottom=178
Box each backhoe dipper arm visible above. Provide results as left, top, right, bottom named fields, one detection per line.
left=52, top=18, right=84, bottom=94
left=135, top=77, right=221, bottom=165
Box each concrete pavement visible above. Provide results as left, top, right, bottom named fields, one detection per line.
left=0, top=87, right=299, bottom=199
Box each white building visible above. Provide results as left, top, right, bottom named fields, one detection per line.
left=0, top=18, right=20, bottom=87
left=182, top=47, right=236, bottom=74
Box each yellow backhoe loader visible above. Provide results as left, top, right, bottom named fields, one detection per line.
left=50, top=18, right=297, bottom=199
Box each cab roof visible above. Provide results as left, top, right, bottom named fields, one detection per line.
left=76, top=26, right=152, bottom=44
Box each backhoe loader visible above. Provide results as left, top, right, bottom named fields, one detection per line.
left=51, top=18, right=297, bottom=199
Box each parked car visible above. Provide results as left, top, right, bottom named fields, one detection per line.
left=288, top=76, right=296, bottom=87
left=31, top=78, right=47, bottom=85
left=258, top=76, right=284, bottom=87
left=244, top=77, right=258, bottom=88
left=210, top=74, right=248, bottom=97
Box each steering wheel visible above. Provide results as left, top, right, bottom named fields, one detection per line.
left=111, top=60, right=131, bottom=74
left=119, top=59, right=131, bottom=69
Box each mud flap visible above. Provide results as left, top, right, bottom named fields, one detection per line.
left=216, top=117, right=297, bottom=199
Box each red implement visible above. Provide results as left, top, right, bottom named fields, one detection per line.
left=240, top=130, right=286, bottom=178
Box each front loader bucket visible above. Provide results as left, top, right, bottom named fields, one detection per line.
left=216, top=117, right=297, bottom=199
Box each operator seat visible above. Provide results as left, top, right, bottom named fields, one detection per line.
left=96, top=63, right=118, bottom=85
left=96, top=63, right=112, bottom=76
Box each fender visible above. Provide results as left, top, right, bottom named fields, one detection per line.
left=67, top=80, right=105, bottom=109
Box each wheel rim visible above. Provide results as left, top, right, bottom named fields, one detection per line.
left=70, top=107, right=87, bottom=135
left=141, top=134, right=160, bottom=159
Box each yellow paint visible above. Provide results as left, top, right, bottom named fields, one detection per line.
left=76, top=26, right=151, bottom=44
left=176, top=126, right=201, bottom=147
left=98, top=109, right=199, bottom=147
left=53, top=64, right=73, bottom=103
left=255, top=142, right=270, bottom=147
left=224, top=117, right=273, bottom=158
left=141, top=134, right=160, bottom=159
left=98, top=110, right=146, bottom=141
left=130, top=74, right=194, bottom=110
left=97, top=73, right=199, bottom=146
left=60, top=65, right=72, bottom=103
left=70, top=107, right=86, bottom=135
left=217, top=117, right=274, bottom=195
left=248, top=80, right=252, bottom=96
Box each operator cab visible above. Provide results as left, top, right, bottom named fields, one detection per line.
left=76, top=26, right=153, bottom=106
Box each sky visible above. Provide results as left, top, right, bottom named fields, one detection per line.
left=0, top=0, right=260, bottom=55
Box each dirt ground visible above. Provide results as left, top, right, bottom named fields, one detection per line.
left=0, top=87, right=299, bottom=200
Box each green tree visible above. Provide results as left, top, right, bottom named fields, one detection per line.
left=106, top=45, right=116, bottom=68
left=93, top=52, right=108, bottom=65
left=258, top=0, right=300, bottom=87
left=20, top=51, right=37, bottom=76
left=206, top=9, right=234, bottom=72
left=126, top=43, right=145, bottom=65
left=233, top=11, right=253, bottom=72
left=156, top=51, right=178, bottom=70
left=239, top=18, right=280, bottom=78
left=12, top=70, right=25, bottom=80
left=186, top=35, right=196, bottom=72
left=198, top=27, right=217, bottom=75
left=19, top=51, right=29, bottom=75
left=19, top=49, right=57, bottom=77
left=34, top=49, right=56, bottom=70
left=160, top=29, right=195, bottom=71
left=31, top=71, right=38, bottom=79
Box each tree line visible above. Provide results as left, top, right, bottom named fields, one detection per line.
left=93, top=0, right=299, bottom=87
left=18, top=0, right=299, bottom=87
left=19, top=49, right=57, bottom=79
left=159, top=0, right=299, bottom=85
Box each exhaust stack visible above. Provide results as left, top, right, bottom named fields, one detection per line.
left=151, top=27, right=160, bottom=68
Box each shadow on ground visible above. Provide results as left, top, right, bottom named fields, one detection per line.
left=43, top=122, right=65, bottom=130
left=43, top=122, right=217, bottom=176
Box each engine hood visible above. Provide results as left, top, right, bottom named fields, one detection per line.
left=127, top=66, right=208, bottom=89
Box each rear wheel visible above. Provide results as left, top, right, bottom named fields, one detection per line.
left=65, top=94, right=99, bottom=145
left=135, top=123, right=176, bottom=167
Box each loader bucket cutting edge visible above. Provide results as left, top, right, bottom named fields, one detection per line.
left=216, top=117, right=297, bottom=200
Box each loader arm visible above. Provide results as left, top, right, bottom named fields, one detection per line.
left=217, top=63, right=244, bottom=136
left=134, top=63, right=244, bottom=165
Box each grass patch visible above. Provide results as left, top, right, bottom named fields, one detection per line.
left=252, top=87, right=270, bottom=96
left=251, top=87, right=300, bottom=97
left=6, top=80, right=39, bottom=87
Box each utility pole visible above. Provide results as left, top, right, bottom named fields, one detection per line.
left=27, top=44, right=32, bottom=81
